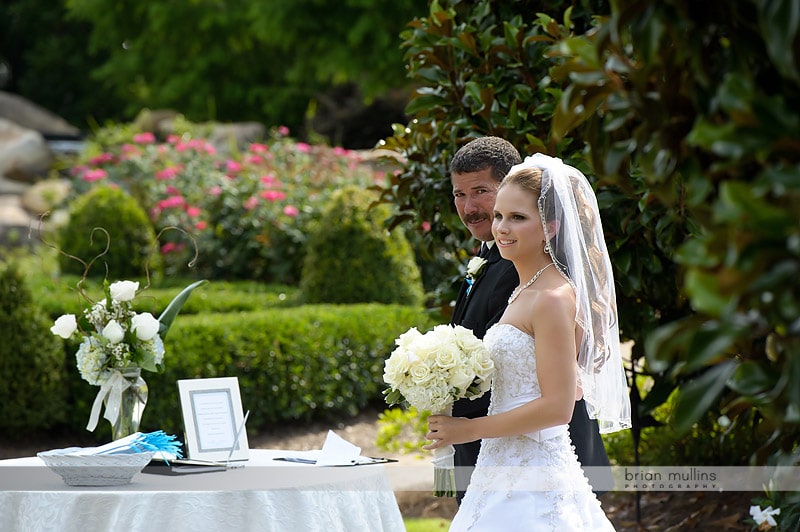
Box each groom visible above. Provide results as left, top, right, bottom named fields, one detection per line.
left=448, top=137, right=611, bottom=503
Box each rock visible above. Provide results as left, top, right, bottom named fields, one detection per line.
left=0, top=195, right=32, bottom=226
left=0, top=194, right=37, bottom=248
left=0, top=175, right=29, bottom=195
left=21, top=177, right=71, bottom=216
left=0, top=91, right=80, bottom=137
left=209, top=122, right=266, bottom=154
left=131, top=109, right=266, bottom=154
left=0, top=119, right=54, bottom=183
left=132, top=108, right=181, bottom=137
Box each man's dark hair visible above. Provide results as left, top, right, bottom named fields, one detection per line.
left=449, top=136, right=522, bottom=182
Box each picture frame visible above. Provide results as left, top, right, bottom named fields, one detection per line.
left=177, top=376, right=249, bottom=463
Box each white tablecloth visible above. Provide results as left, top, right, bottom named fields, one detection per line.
left=0, top=449, right=405, bottom=532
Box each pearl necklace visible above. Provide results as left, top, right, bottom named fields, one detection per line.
left=507, top=262, right=556, bottom=305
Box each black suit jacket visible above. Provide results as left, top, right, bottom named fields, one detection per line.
left=449, top=244, right=610, bottom=473
left=451, top=244, right=517, bottom=419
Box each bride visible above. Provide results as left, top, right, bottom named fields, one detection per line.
left=426, top=154, right=631, bottom=531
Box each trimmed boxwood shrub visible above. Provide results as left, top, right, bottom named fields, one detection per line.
left=300, top=185, right=424, bottom=305
left=0, top=263, right=66, bottom=431
left=58, top=185, right=162, bottom=279
left=35, top=277, right=301, bottom=320
left=60, top=303, right=435, bottom=440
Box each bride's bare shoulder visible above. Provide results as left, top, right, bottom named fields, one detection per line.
left=530, top=283, right=575, bottom=321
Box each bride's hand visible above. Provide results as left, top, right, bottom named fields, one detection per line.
left=423, top=414, right=471, bottom=450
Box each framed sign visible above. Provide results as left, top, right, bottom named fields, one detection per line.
left=177, top=377, right=249, bottom=463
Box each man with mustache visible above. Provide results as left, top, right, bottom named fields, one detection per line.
left=448, top=137, right=610, bottom=503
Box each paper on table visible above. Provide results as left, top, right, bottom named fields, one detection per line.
left=280, top=430, right=362, bottom=466
left=316, top=430, right=362, bottom=466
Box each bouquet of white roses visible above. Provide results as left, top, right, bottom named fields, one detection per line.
left=51, top=279, right=205, bottom=433
left=383, top=324, right=494, bottom=497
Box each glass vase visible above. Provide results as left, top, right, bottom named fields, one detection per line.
left=109, top=366, right=148, bottom=440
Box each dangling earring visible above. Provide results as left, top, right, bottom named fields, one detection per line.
left=543, top=241, right=551, bottom=254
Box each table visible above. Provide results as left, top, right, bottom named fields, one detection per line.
left=0, top=449, right=405, bottom=532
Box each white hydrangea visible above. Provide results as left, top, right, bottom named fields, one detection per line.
left=150, top=336, right=166, bottom=366
left=75, top=338, right=108, bottom=385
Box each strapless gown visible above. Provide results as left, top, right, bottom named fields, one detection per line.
left=449, top=323, right=615, bottom=531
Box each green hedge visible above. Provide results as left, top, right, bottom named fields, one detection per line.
left=61, top=304, right=436, bottom=441
left=0, top=263, right=66, bottom=432
left=34, top=277, right=302, bottom=319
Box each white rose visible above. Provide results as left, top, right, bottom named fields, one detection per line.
left=434, top=346, right=458, bottom=370
left=411, top=335, right=439, bottom=364
left=101, top=319, right=125, bottom=343
left=466, top=256, right=488, bottom=278
left=394, top=327, right=422, bottom=350
left=453, top=325, right=483, bottom=352
left=109, top=280, right=139, bottom=302
left=50, top=314, right=77, bottom=338
left=430, top=324, right=454, bottom=343
left=473, top=352, right=495, bottom=380
left=131, top=312, right=160, bottom=341
left=384, top=350, right=411, bottom=386
left=408, top=359, right=433, bottom=384
left=449, top=363, right=475, bottom=392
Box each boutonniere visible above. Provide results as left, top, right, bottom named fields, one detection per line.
left=465, top=256, right=488, bottom=295
left=466, top=256, right=488, bottom=280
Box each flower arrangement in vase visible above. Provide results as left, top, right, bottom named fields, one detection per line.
left=51, top=278, right=206, bottom=439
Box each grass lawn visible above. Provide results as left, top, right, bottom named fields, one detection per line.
left=404, top=517, right=452, bottom=531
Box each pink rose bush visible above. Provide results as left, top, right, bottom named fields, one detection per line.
left=66, top=124, right=384, bottom=283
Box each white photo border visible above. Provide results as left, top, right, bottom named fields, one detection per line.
left=177, top=376, right=249, bottom=462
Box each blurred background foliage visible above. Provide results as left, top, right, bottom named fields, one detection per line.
left=378, top=0, right=799, bottom=478
left=0, top=0, right=427, bottom=146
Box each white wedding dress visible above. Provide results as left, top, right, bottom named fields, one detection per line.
left=450, top=323, right=615, bottom=531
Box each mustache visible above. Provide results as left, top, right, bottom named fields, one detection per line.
left=465, top=213, right=489, bottom=225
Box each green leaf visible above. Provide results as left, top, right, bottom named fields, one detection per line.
left=717, top=181, right=793, bottom=228
left=755, top=0, right=800, bottom=81
left=638, top=376, right=677, bottom=417
left=674, top=237, right=719, bottom=268
left=645, top=319, right=691, bottom=373
left=383, top=388, right=404, bottom=406
left=405, top=93, right=448, bottom=115
left=784, top=350, right=800, bottom=422
left=728, top=360, right=777, bottom=396
left=158, top=280, right=208, bottom=340
left=684, top=322, right=739, bottom=372
left=464, top=81, right=485, bottom=113
left=685, top=269, right=731, bottom=316
left=673, top=361, right=738, bottom=435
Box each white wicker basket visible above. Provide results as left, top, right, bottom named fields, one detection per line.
left=37, top=448, right=154, bottom=486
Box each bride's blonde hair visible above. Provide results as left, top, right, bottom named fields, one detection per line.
left=500, top=155, right=631, bottom=433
